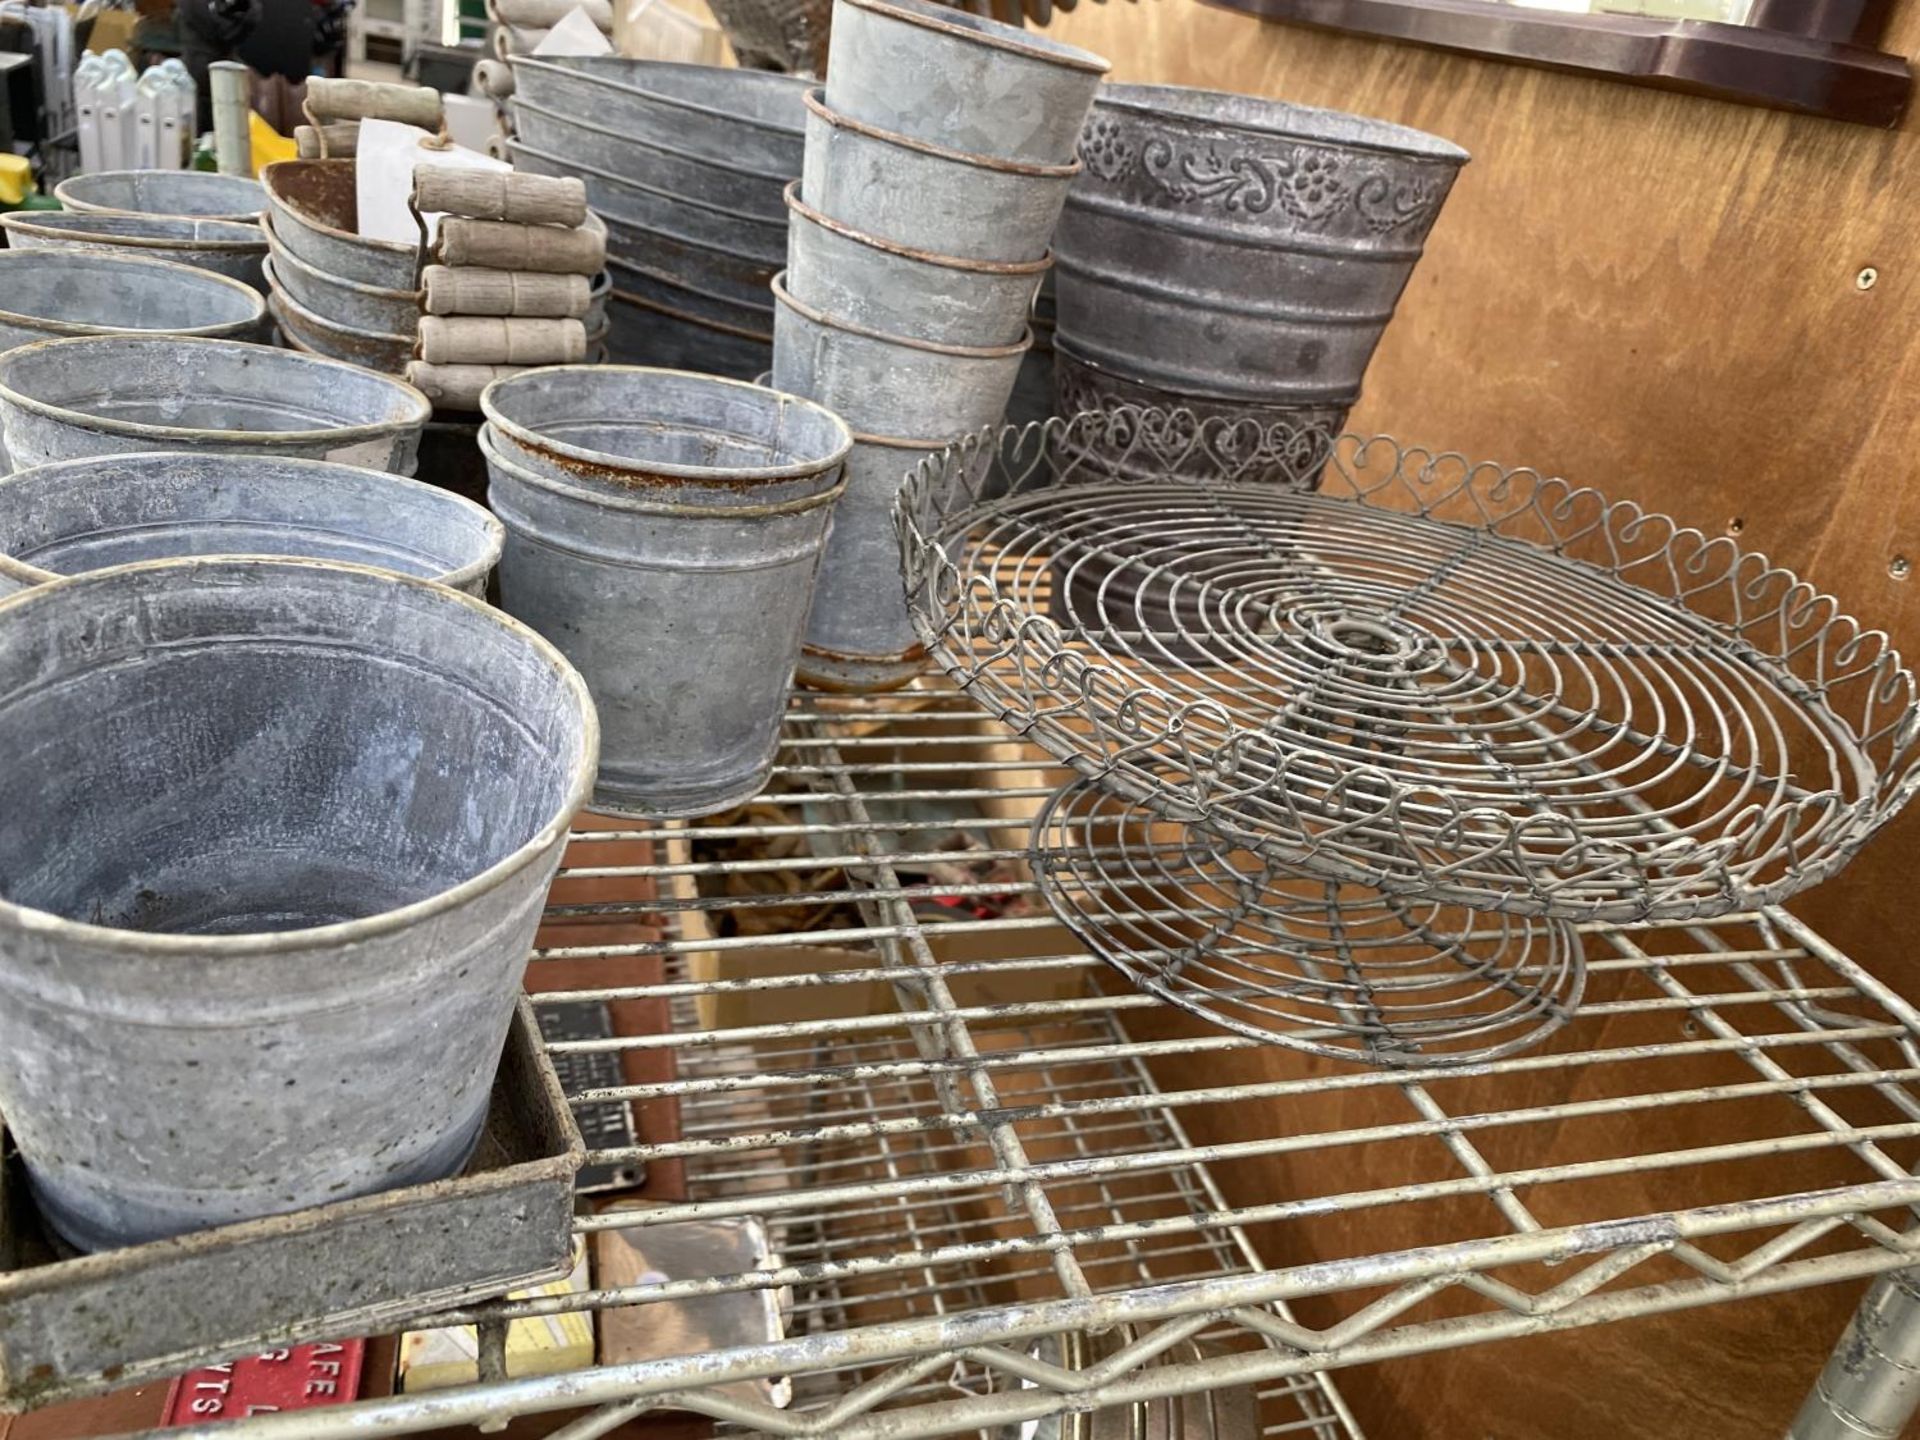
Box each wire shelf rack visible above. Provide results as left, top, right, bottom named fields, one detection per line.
left=121, top=686, right=1920, bottom=1440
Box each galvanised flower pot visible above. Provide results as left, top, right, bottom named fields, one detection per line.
left=0, top=556, right=596, bottom=1250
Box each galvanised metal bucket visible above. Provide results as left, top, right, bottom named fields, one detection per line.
left=261, top=214, right=420, bottom=337
left=601, top=210, right=777, bottom=309
left=783, top=183, right=1046, bottom=349
left=1054, top=85, right=1468, bottom=412
left=270, top=288, right=415, bottom=377
left=606, top=293, right=770, bottom=380
left=480, top=366, right=851, bottom=817
left=0, top=555, right=596, bottom=1249
left=0, top=451, right=503, bottom=598
left=0, top=251, right=267, bottom=352
left=55, top=168, right=266, bottom=221
left=824, top=0, right=1106, bottom=167
left=609, top=252, right=774, bottom=337
left=509, top=134, right=788, bottom=258
left=771, top=273, right=1026, bottom=438
left=0, top=211, right=268, bottom=292
left=1052, top=336, right=1349, bottom=475
left=801, top=90, right=1076, bottom=265
left=796, top=432, right=948, bottom=692
left=0, top=336, right=432, bottom=474
left=507, top=99, right=791, bottom=222
left=508, top=56, right=805, bottom=175
left=262, top=159, right=419, bottom=291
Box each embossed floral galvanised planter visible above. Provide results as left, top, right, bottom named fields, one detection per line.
left=1053, top=85, right=1469, bottom=425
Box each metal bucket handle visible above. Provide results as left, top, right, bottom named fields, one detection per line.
left=406, top=165, right=591, bottom=296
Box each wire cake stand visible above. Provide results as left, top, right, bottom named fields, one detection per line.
left=898, top=411, right=1920, bottom=929
left=1034, top=777, right=1587, bottom=1064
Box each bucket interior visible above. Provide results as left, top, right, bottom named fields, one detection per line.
left=0, top=337, right=426, bottom=435
left=486, top=369, right=848, bottom=479
left=266, top=160, right=364, bottom=236
left=0, top=560, right=587, bottom=936
left=6, top=212, right=263, bottom=246
left=0, top=253, right=262, bottom=332
left=0, top=453, right=496, bottom=583
left=64, top=169, right=266, bottom=218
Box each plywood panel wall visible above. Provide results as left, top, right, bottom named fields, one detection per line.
left=1034, top=4, right=1920, bottom=1434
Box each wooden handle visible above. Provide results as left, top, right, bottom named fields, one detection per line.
left=422, top=265, right=592, bottom=318
left=435, top=217, right=606, bottom=274
left=492, top=0, right=612, bottom=26
left=473, top=59, right=516, bottom=98
left=413, top=167, right=587, bottom=227
left=294, top=121, right=360, bottom=158
left=407, top=361, right=526, bottom=412
left=493, top=23, right=548, bottom=56
left=417, top=316, right=588, bottom=366
left=305, top=77, right=443, bottom=129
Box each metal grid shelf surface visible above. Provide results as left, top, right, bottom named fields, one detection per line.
left=132, top=686, right=1920, bottom=1440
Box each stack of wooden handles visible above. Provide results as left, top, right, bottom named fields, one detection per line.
left=486, top=0, right=612, bottom=63
left=276, top=79, right=607, bottom=409
left=406, top=167, right=608, bottom=411
left=294, top=77, right=446, bottom=160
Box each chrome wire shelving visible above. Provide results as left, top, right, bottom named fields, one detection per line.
left=133, top=686, right=1920, bottom=1440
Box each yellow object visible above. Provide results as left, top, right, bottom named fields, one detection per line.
left=398, top=1241, right=594, bottom=1392
left=83, top=10, right=137, bottom=54
left=0, top=154, right=30, bottom=206
left=248, top=111, right=298, bottom=176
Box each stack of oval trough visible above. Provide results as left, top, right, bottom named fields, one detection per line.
left=771, top=0, right=1106, bottom=692
left=505, top=55, right=805, bottom=380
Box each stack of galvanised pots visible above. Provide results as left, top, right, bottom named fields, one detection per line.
left=505, top=57, right=806, bottom=380
left=1053, top=86, right=1469, bottom=461
left=774, top=0, right=1106, bottom=692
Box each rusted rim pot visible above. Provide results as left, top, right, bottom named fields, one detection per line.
left=0, top=555, right=596, bottom=1249
left=824, top=0, right=1107, bottom=167
left=481, top=366, right=852, bottom=817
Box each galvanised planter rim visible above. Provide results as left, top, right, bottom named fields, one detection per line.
left=837, top=0, right=1109, bottom=75
left=54, top=168, right=266, bottom=222
left=506, top=93, right=795, bottom=189
left=0, top=335, right=431, bottom=450
left=262, top=160, right=419, bottom=266
left=783, top=182, right=1052, bottom=279
left=508, top=55, right=805, bottom=149
left=261, top=213, right=418, bottom=306
left=801, top=89, right=1082, bottom=179
left=479, top=421, right=847, bottom=517
left=0, top=250, right=266, bottom=342
left=771, top=272, right=1033, bottom=360
left=0, top=210, right=266, bottom=255
left=481, top=364, right=854, bottom=487
left=609, top=280, right=774, bottom=343
left=507, top=124, right=788, bottom=233
left=0, top=450, right=504, bottom=593
left=1094, top=82, right=1469, bottom=165
left=0, top=553, right=597, bottom=958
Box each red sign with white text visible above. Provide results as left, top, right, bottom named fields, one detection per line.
left=163, top=1341, right=366, bottom=1425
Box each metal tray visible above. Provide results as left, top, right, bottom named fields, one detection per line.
left=0, top=998, right=581, bottom=1411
